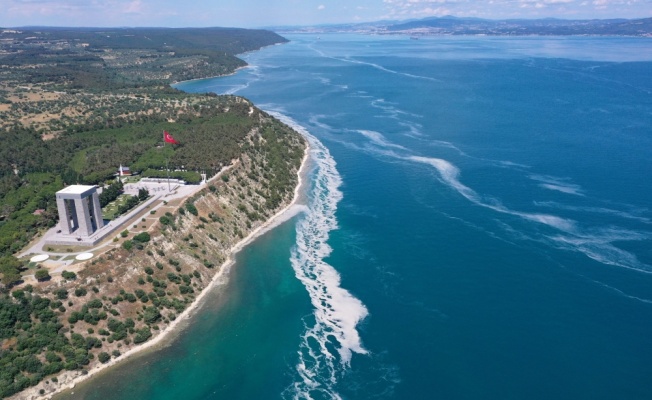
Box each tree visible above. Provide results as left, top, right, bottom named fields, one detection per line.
left=0, top=256, right=24, bottom=286
left=133, top=232, right=150, bottom=243
left=35, top=269, right=51, bottom=281
left=1, top=270, right=22, bottom=287
left=137, top=188, right=149, bottom=201
left=99, top=180, right=123, bottom=207
left=142, top=306, right=161, bottom=324
left=98, top=352, right=110, bottom=363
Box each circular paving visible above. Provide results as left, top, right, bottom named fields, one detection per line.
left=76, top=253, right=94, bottom=261
left=30, top=254, right=49, bottom=263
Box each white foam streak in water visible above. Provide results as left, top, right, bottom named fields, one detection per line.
left=534, top=201, right=652, bottom=224
left=405, top=154, right=652, bottom=273
left=358, top=136, right=648, bottom=274
left=539, top=183, right=584, bottom=196
left=267, top=111, right=369, bottom=399
left=357, top=130, right=407, bottom=150
left=307, top=43, right=440, bottom=82
left=530, top=174, right=584, bottom=196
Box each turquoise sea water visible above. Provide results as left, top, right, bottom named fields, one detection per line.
left=68, top=35, right=652, bottom=399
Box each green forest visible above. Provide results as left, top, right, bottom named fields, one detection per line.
left=0, top=26, right=308, bottom=399
left=0, top=27, right=288, bottom=282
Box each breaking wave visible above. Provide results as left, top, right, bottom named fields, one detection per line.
left=268, top=112, right=369, bottom=400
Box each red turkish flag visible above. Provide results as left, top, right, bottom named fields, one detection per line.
left=164, top=131, right=179, bottom=144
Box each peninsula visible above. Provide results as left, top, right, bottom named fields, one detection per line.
left=0, top=27, right=306, bottom=399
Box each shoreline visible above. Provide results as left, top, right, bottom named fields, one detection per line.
left=171, top=65, right=248, bottom=86
left=35, top=143, right=310, bottom=400
left=171, top=41, right=286, bottom=87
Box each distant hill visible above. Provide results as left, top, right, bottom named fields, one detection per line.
left=276, top=16, right=652, bottom=36
left=2, top=26, right=287, bottom=55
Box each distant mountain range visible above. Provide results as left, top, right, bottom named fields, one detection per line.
left=274, top=16, right=652, bottom=37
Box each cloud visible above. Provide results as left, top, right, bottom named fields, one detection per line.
left=318, top=4, right=325, bottom=10
left=124, top=0, right=144, bottom=14
left=382, top=0, right=647, bottom=19
left=3, top=0, right=157, bottom=26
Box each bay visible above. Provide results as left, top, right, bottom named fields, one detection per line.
left=72, top=34, right=652, bottom=400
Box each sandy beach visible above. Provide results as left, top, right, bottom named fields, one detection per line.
left=16, top=144, right=310, bottom=400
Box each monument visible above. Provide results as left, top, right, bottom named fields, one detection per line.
left=55, top=185, right=104, bottom=237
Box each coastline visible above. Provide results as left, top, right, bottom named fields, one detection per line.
left=26, top=143, right=310, bottom=400
left=171, top=65, right=248, bottom=86
left=171, top=41, right=286, bottom=86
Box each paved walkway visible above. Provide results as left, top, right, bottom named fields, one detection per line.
left=19, top=183, right=205, bottom=261
left=18, top=164, right=234, bottom=266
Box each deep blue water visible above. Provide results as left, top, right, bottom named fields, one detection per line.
left=71, top=34, right=652, bottom=400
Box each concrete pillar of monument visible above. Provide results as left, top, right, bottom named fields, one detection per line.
left=70, top=199, right=80, bottom=233
left=56, top=196, right=72, bottom=234
left=76, top=196, right=94, bottom=237
left=91, top=191, right=104, bottom=230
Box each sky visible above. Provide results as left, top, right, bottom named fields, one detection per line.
left=1, top=0, right=650, bottom=28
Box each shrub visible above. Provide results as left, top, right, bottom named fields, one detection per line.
left=186, top=203, right=198, bottom=216
left=133, top=232, right=150, bottom=243
left=122, top=240, right=133, bottom=251
left=61, top=270, right=77, bottom=280
left=120, top=230, right=129, bottom=238
left=133, top=328, right=152, bottom=344
left=143, top=307, right=161, bottom=324
left=166, top=273, right=181, bottom=284
left=98, top=352, right=111, bottom=363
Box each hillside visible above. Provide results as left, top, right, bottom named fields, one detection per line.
left=0, top=27, right=288, bottom=264
left=2, top=106, right=305, bottom=399
left=275, top=16, right=652, bottom=36
left=0, top=27, right=307, bottom=399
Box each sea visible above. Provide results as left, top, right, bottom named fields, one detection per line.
left=64, top=34, right=652, bottom=400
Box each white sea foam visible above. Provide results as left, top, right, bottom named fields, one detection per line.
left=370, top=98, right=422, bottom=119
left=398, top=121, right=425, bottom=139
left=357, top=130, right=407, bottom=150
left=548, top=226, right=652, bottom=273
left=583, top=278, right=652, bottom=304
left=354, top=132, right=650, bottom=275
left=307, top=42, right=440, bottom=82
left=266, top=111, right=369, bottom=400
left=308, top=114, right=338, bottom=132
left=530, top=174, right=585, bottom=196
left=338, top=55, right=442, bottom=82
left=538, top=183, right=583, bottom=195
left=534, top=201, right=652, bottom=224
